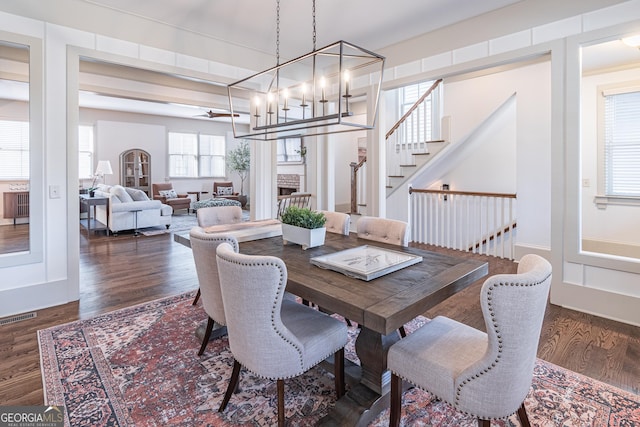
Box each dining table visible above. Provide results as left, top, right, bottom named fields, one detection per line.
left=236, top=232, right=489, bottom=426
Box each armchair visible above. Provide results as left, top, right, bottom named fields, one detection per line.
left=212, top=181, right=240, bottom=202
left=152, top=182, right=191, bottom=214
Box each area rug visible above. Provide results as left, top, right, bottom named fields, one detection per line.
left=38, top=292, right=640, bottom=426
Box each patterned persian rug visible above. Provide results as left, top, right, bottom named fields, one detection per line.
left=38, top=292, right=640, bottom=426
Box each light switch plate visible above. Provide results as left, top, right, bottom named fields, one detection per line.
left=49, top=185, right=60, bottom=199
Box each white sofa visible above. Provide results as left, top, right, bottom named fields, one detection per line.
left=94, top=184, right=172, bottom=235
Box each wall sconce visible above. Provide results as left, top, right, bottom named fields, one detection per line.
left=442, top=183, right=449, bottom=201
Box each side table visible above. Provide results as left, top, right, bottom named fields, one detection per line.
left=79, top=194, right=109, bottom=235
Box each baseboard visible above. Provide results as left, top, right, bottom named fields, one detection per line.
left=0, top=279, right=77, bottom=318
left=513, top=243, right=551, bottom=262
left=552, top=281, right=640, bottom=327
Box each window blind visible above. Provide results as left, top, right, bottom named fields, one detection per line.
left=604, top=90, right=640, bottom=197
left=0, top=120, right=29, bottom=179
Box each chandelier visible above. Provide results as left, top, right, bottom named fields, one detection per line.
left=227, top=0, right=385, bottom=141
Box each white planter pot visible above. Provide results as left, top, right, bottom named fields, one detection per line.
left=281, top=224, right=326, bottom=250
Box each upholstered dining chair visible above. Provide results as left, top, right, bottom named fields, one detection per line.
left=196, top=205, right=243, bottom=228
left=387, top=254, right=552, bottom=427
left=189, top=229, right=239, bottom=356
left=356, top=216, right=410, bottom=247
left=215, top=242, right=348, bottom=427
left=357, top=215, right=410, bottom=336
left=319, top=210, right=350, bottom=235
left=191, top=205, right=244, bottom=306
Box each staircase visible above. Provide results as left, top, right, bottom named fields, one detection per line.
left=350, top=79, right=447, bottom=213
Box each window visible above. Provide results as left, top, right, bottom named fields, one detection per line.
left=277, top=138, right=303, bottom=163
left=603, top=89, right=640, bottom=197
left=398, top=81, right=438, bottom=144
left=0, top=120, right=29, bottom=180
left=78, top=125, right=95, bottom=179
left=168, top=132, right=225, bottom=177
left=0, top=120, right=29, bottom=179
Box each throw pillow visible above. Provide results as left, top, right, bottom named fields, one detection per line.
left=128, top=188, right=149, bottom=201
left=159, top=189, right=178, bottom=199
left=111, top=185, right=134, bottom=203
left=217, top=186, right=234, bottom=196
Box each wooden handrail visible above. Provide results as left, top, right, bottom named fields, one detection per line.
left=409, top=187, right=516, bottom=199
left=385, top=78, right=443, bottom=140
left=469, top=222, right=518, bottom=251
left=350, top=158, right=366, bottom=214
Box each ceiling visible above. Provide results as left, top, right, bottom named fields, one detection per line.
left=75, top=0, right=524, bottom=121
left=3, top=1, right=640, bottom=122
left=81, top=0, right=523, bottom=60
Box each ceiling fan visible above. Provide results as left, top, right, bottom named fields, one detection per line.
left=195, top=109, right=239, bottom=119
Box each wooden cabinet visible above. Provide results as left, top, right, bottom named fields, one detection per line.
left=3, top=192, right=29, bottom=225
left=120, top=149, right=151, bottom=196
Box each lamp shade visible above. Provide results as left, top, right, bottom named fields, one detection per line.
left=95, top=160, right=113, bottom=176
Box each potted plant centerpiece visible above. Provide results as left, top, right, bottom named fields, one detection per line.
left=226, top=140, right=250, bottom=207
left=280, top=206, right=326, bottom=250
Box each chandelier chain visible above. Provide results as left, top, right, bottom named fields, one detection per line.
left=276, top=0, right=280, bottom=65
left=312, top=0, right=316, bottom=51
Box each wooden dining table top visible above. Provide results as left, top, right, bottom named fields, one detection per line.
left=239, top=232, right=489, bottom=336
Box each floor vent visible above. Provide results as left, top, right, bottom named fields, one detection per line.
left=0, top=311, right=37, bottom=326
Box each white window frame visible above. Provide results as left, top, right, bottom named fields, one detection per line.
left=277, top=137, right=303, bottom=163
left=595, top=81, right=640, bottom=208
left=78, top=125, right=94, bottom=180
left=168, top=131, right=226, bottom=178
left=397, top=80, right=441, bottom=144
left=0, top=119, right=29, bottom=180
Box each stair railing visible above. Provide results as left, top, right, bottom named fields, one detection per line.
left=409, top=187, right=517, bottom=259
left=350, top=158, right=367, bottom=214
left=385, top=79, right=443, bottom=141
left=385, top=78, right=444, bottom=180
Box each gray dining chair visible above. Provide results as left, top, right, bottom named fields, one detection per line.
left=191, top=205, right=244, bottom=305
left=319, top=210, right=350, bottom=235
left=215, top=242, right=348, bottom=427
left=387, top=254, right=552, bottom=427
left=189, top=228, right=239, bottom=355
left=356, top=216, right=409, bottom=247
left=357, top=215, right=410, bottom=336
left=196, top=205, right=243, bottom=228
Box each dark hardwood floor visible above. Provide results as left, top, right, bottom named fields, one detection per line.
left=0, top=227, right=638, bottom=406
left=0, top=223, right=29, bottom=253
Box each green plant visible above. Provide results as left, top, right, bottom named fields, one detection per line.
left=280, top=206, right=326, bottom=229
left=227, top=140, right=250, bottom=195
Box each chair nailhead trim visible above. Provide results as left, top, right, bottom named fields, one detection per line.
left=453, top=271, right=552, bottom=419
left=218, top=249, right=346, bottom=381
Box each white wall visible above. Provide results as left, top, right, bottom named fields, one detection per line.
left=388, top=60, right=551, bottom=254
left=81, top=108, right=245, bottom=196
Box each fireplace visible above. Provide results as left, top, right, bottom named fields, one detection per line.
left=277, top=174, right=300, bottom=196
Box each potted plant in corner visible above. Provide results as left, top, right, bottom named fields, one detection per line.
left=280, top=206, right=326, bottom=250
left=226, top=140, right=250, bottom=207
